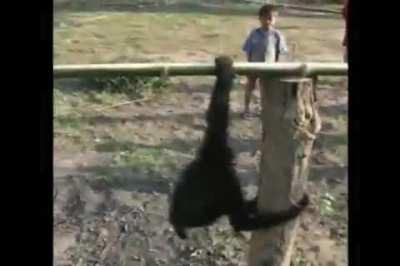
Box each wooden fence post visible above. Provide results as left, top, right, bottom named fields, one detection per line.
left=248, top=77, right=321, bottom=266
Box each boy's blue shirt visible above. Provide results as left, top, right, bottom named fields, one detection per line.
left=242, top=27, right=288, bottom=62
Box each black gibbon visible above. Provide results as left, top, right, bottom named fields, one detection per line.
left=169, top=56, right=309, bottom=239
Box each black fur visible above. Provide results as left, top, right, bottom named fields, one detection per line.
left=169, top=56, right=309, bottom=239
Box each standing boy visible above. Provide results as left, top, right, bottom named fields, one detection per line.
left=241, top=4, right=288, bottom=118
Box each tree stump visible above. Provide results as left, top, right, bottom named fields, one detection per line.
left=248, top=77, right=321, bottom=266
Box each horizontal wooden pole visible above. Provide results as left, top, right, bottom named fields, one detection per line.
left=54, top=62, right=347, bottom=79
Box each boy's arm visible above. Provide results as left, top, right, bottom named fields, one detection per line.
left=274, top=31, right=290, bottom=62
left=242, top=30, right=254, bottom=60
left=278, top=32, right=289, bottom=54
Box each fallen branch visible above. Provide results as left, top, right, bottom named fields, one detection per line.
left=93, top=97, right=152, bottom=112
left=54, top=130, right=78, bottom=136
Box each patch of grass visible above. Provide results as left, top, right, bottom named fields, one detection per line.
left=318, top=189, right=347, bottom=238
left=54, top=87, right=103, bottom=114
left=82, top=75, right=171, bottom=99
left=88, top=171, right=128, bottom=188
left=318, top=76, right=346, bottom=88
left=322, top=115, right=347, bottom=135
left=95, top=140, right=134, bottom=153
left=82, top=146, right=178, bottom=188
left=319, top=192, right=336, bottom=217
left=54, top=114, right=82, bottom=130
left=55, top=29, right=74, bottom=39
left=54, top=74, right=171, bottom=125
left=292, top=254, right=308, bottom=266
left=319, top=114, right=348, bottom=165
left=100, top=175, right=118, bottom=186
left=112, top=147, right=165, bottom=171
left=55, top=86, right=135, bottom=152
left=54, top=91, right=90, bottom=136
left=78, top=141, right=186, bottom=190
left=97, top=137, right=184, bottom=171
left=323, top=142, right=347, bottom=166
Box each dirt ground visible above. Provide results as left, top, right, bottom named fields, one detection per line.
left=54, top=5, right=347, bottom=266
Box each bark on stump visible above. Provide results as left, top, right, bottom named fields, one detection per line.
left=248, top=77, right=321, bottom=266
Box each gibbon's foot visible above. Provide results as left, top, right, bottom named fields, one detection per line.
left=292, top=194, right=310, bottom=209
left=241, top=111, right=252, bottom=119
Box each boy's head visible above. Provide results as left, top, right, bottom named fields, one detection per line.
left=258, top=4, right=277, bottom=29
